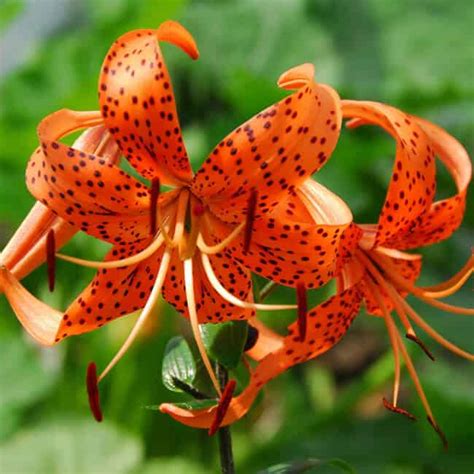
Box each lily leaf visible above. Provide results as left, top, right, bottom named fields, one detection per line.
left=162, top=337, right=196, bottom=393
left=201, top=320, right=248, bottom=370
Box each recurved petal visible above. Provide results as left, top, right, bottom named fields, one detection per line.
left=343, top=101, right=436, bottom=247
left=27, top=109, right=156, bottom=244
left=98, top=21, right=198, bottom=185
left=391, top=117, right=471, bottom=249
left=0, top=266, right=62, bottom=346
left=192, top=64, right=342, bottom=223
left=160, top=286, right=361, bottom=429
left=55, top=241, right=164, bottom=342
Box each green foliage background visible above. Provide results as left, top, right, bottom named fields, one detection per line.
left=0, top=0, right=472, bottom=472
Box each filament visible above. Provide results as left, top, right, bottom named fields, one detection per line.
left=98, top=250, right=171, bottom=382
left=197, top=222, right=245, bottom=255
left=57, top=233, right=166, bottom=269
left=184, top=258, right=221, bottom=396
left=201, top=253, right=297, bottom=311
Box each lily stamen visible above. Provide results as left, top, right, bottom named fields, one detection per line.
left=243, top=189, right=258, bottom=254
left=296, top=282, right=307, bottom=341
left=46, top=229, right=56, bottom=292
left=184, top=258, right=222, bottom=396
left=419, top=253, right=473, bottom=299
left=86, top=362, right=103, bottom=422
left=370, top=253, right=474, bottom=316
left=98, top=249, right=172, bottom=382
left=150, top=178, right=160, bottom=236
left=56, top=229, right=167, bottom=269
left=201, top=253, right=297, bottom=311
left=208, top=379, right=237, bottom=436
left=196, top=222, right=245, bottom=255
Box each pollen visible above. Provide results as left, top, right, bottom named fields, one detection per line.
left=86, top=362, right=103, bottom=422
left=208, top=379, right=237, bottom=436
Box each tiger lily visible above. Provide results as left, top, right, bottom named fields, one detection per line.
left=160, top=102, right=472, bottom=445
left=0, top=21, right=356, bottom=398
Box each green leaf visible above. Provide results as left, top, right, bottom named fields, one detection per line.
left=201, top=321, right=248, bottom=370
left=259, top=458, right=356, bottom=474
left=161, top=337, right=197, bottom=392
left=0, top=419, right=143, bottom=474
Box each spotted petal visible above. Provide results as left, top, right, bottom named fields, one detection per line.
left=99, top=21, right=198, bottom=185
left=393, top=117, right=471, bottom=249
left=192, top=64, right=342, bottom=223
left=343, top=101, right=436, bottom=247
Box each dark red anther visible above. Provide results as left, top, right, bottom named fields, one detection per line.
left=149, top=178, right=160, bottom=235
left=427, top=415, right=448, bottom=450
left=406, top=333, right=435, bottom=361
left=243, top=189, right=258, bottom=254
left=46, top=229, right=56, bottom=292
left=193, top=203, right=205, bottom=217
left=382, top=397, right=417, bottom=421
left=208, top=379, right=237, bottom=436
left=86, top=362, right=103, bottom=422
left=296, top=282, right=307, bottom=342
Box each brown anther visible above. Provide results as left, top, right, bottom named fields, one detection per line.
left=244, top=325, right=259, bottom=352
left=296, top=282, right=307, bottom=341
left=149, top=178, right=160, bottom=236
left=208, top=379, right=237, bottom=436
left=193, top=203, right=205, bottom=217
left=406, top=333, right=435, bottom=361
left=427, top=415, right=448, bottom=450
left=46, top=229, right=56, bottom=292
left=382, top=397, right=417, bottom=421
left=243, top=189, right=258, bottom=254
left=86, top=362, right=103, bottom=422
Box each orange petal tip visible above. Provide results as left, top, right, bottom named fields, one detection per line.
left=156, top=20, right=200, bottom=60
left=278, top=63, right=315, bottom=90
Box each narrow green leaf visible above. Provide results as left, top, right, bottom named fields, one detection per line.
left=161, top=337, right=196, bottom=392
left=201, top=321, right=248, bottom=370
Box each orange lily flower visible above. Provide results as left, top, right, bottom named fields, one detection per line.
left=1, top=21, right=356, bottom=397
left=161, top=103, right=472, bottom=444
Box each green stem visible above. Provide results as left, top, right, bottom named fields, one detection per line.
left=216, top=364, right=235, bottom=474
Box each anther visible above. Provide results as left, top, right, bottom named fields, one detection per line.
left=208, top=379, right=237, bottom=436
left=296, top=282, right=307, bottom=342
left=46, top=229, right=56, bottom=292
left=149, top=178, right=160, bottom=235
left=171, top=377, right=211, bottom=400
left=86, top=362, right=103, bottom=422
left=406, top=333, right=435, bottom=361
left=427, top=415, right=448, bottom=450
left=243, top=189, right=258, bottom=254
left=382, top=397, right=416, bottom=421
left=244, top=325, right=259, bottom=352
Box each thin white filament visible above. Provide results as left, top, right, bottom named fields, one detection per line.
left=98, top=250, right=171, bottom=382
left=201, top=252, right=297, bottom=311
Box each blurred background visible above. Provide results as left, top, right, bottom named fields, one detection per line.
left=0, top=0, right=472, bottom=472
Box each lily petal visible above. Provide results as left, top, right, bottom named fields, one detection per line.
left=343, top=101, right=436, bottom=247
left=204, top=181, right=358, bottom=289
left=192, top=64, right=342, bottom=223
left=27, top=109, right=155, bottom=244
left=0, top=266, right=62, bottom=345
left=99, top=21, right=197, bottom=185
left=393, top=116, right=472, bottom=249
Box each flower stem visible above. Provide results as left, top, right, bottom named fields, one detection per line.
left=217, top=364, right=235, bottom=474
